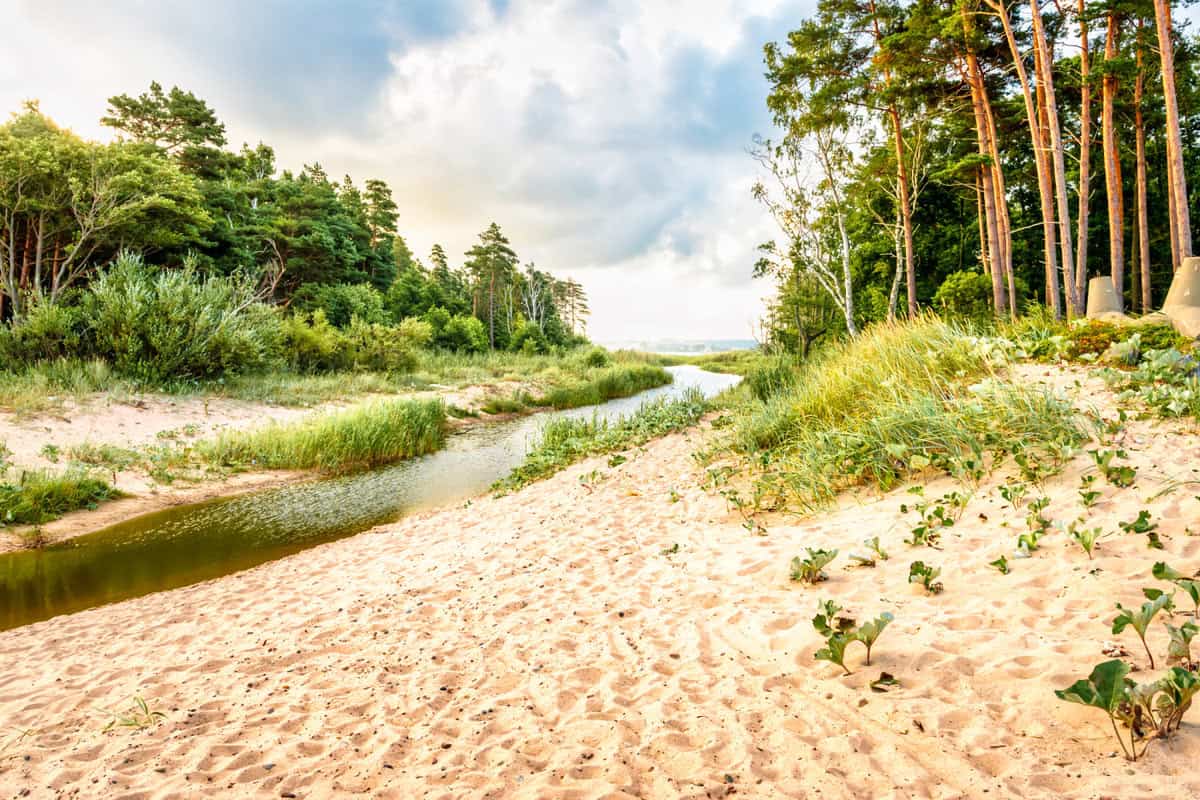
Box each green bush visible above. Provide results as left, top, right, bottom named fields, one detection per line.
left=0, top=300, right=85, bottom=365
left=509, top=321, right=549, bottom=354
left=933, top=271, right=993, bottom=319
left=84, top=254, right=283, bottom=383
left=580, top=346, right=611, bottom=368
left=1066, top=320, right=1122, bottom=359
left=437, top=314, right=488, bottom=353
left=294, top=282, right=387, bottom=328
left=280, top=310, right=351, bottom=373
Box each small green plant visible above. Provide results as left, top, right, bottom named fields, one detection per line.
left=999, top=481, right=1029, bottom=511
left=901, top=491, right=966, bottom=547
left=660, top=543, right=681, bottom=556
left=39, top=444, right=60, bottom=463
left=864, top=536, right=889, bottom=561
left=103, top=696, right=166, bottom=733
left=1053, top=661, right=1200, bottom=761
left=1068, top=519, right=1105, bottom=560
left=1078, top=474, right=1101, bottom=509
left=1165, top=620, right=1198, bottom=668
left=908, top=561, right=943, bottom=594
left=790, top=548, right=838, bottom=584
left=1151, top=562, right=1200, bottom=617
left=812, top=599, right=894, bottom=675
left=1013, top=446, right=1056, bottom=487
left=607, top=453, right=628, bottom=468
left=667, top=488, right=681, bottom=503
left=1113, top=592, right=1174, bottom=669
left=989, top=555, right=1010, bottom=574
left=1119, top=510, right=1162, bottom=549
left=1090, top=448, right=1137, bottom=488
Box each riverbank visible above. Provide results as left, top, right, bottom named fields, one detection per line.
left=1, top=359, right=1198, bottom=798
left=0, top=359, right=672, bottom=550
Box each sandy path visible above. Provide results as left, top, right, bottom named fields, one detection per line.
left=1, top=365, right=1199, bottom=798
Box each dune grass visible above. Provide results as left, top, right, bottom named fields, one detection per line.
left=727, top=316, right=1086, bottom=510
left=200, top=398, right=447, bottom=473
left=535, top=363, right=672, bottom=409
left=0, top=468, right=121, bottom=526
left=495, top=388, right=709, bottom=491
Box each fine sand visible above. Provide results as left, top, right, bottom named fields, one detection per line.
left=1, top=364, right=1200, bottom=798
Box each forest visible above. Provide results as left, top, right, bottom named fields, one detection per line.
left=0, top=84, right=591, bottom=383
left=754, top=0, right=1200, bottom=352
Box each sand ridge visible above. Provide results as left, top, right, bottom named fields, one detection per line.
left=0, top=363, right=1199, bottom=798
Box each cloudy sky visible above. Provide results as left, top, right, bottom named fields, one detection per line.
left=0, top=0, right=810, bottom=342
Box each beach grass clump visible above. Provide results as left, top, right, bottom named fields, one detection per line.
left=535, top=363, right=672, bottom=409
left=0, top=468, right=121, bottom=526
left=730, top=316, right=1085, bottom=510
left=200, top=398, right=446, bottom=473
left=496, top=388, right=708, bottom=491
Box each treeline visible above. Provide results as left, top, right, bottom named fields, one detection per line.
left=0, top=83, right=590, bottom=378
left=754, top=0, right=1200, bottom=352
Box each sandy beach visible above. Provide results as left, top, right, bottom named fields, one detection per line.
left=1, top=363, right=1199, bottom=798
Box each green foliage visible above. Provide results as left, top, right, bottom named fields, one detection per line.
left=999, top=481, right=1028, bottom=511
left=744, top=356, right=798, bottom=402
left=495, top=389, right=709, bottom=491
left=0, top=300, right=84, bottom=365
left=1089, top=449, right=1137, bottom=488
left=1078, top=473, right=1101, bottom=509
left=0, top=468, right=120, bottom=526
left=789, top=548, right=838, bottom=584
left=1152, top=562, right=1200, bottom=617
left=201, top=398, right=445, bottom=473
left=1119, top=510, right=1162, bottom=549
left=1069, top=520, right=1105, bottom=560
left=900, top=490, right=966, bottom=546
left=932, top=271, right=993, bottom=319
left=908, top=561, right=943, bottom=594
left=1100, top=349, right=1200, bottom=420
left=103, top=695, right=166, bottom=733
left=1058, top=660, right=1200, bottom=761
left=731, top=318, right=1084, bottom=510
left=294, top=282, right=387, bottom=328
left=811, top=599, right=894, bottom=675
left=989, top=555, right=1010, bottom=574
left=1166, top=621, right=1199, bottom=667
left=84, top=254, right=282, bottom=383
left=536, top=364, right=672, bottom=410
left=1113, top=593, right=1175, bottom=669
left=580, top=347, right=611, bottom=368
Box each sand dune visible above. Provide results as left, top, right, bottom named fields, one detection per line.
left=1, top=363, right=1199, bottom=798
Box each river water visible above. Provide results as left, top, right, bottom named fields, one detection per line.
left=0, top=366, right=738, bottom=630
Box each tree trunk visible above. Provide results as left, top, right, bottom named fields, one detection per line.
left=1031, top=0, right=1079, bottom=315
left=1035, top=66, right=1062, bottom=314
left=995, top=0, right=1059, bottom=317
left=1136, top=23, right=1152, bottom=312
left=1103, top=12, right=1125, bottom=310
left=964, top=47, right=1008, bottom=315
left=888, top=207, right=903, bottom=322
left=888, top=103, right=919, bottom=317
left=1153, top=0, right=1191, bottom=266
left=982, top=80, right=1017, bottom=316
left=1076, top=0, right=1093, bottom=302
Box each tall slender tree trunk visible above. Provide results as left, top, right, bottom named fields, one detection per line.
left=1103, top=12, right=1125, bottom=310
left=1031, top=0, right=1079, bottom=314
left=1035, top=67, right=1062, bottom=313
left=888, top=103, right=919, bottom=316
left=994, top=0, right=1059, bottom=316
left=888, top=205, right=904, bottom=322
left=963, top=46, right=1008, bottom=315
left=1153, top=0, right=1191, bottom=266
left=976, top=169, right=990, bottom=279
left=1076, top=0, right=1093, bottom=301
left=982, top=82, right=1017, bottom=316
left=1136, top=22, right=1152, bottom=312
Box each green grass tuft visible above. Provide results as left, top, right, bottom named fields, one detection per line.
left=0, top=469, right=122, bottom=526
left=200, top=398, right=447, bottom=473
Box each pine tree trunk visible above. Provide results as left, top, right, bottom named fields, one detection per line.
left=1136, top=24, right=1152, bottom=311
left=1153, top=0, right=1191, bottom=266
left=1035, top=69, right=1062, bottom=314
left=1031, top=0, right=1079, bottom=315
left=1103, top=12, right=1125, bottom=310
left=888, top=103, right=918, bottom=317
left=963, top=46, right=1008, bottom=315
left=1076, top=0, right=1093, bottom=302
left=995, top=0, right=1059, bottom=316
left=981, top=80, right=1017, bottom=316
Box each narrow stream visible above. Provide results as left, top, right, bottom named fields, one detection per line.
left=0, top=366, right=738, bottom=630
